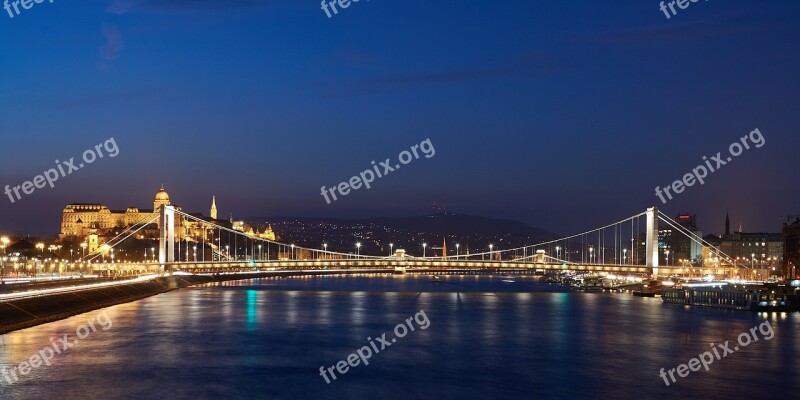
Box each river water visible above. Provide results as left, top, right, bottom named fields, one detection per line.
left=0, top=275, right=797, bottom=399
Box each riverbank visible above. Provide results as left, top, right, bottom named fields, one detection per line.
left=0, top=277, right=115, bottom=294
left=1, top=276, right=182, bottom=335
left=0, top=270, right=397, bottom=335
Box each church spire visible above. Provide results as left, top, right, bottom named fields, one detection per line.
left=210, top=195, right=218, bottom=220
left=725, top=212, right=730, bottom=235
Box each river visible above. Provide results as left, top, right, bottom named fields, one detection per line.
left=0, top=274, right=797, bottom=399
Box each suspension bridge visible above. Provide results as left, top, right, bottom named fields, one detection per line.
left=79, top=206, right=759, bottom=279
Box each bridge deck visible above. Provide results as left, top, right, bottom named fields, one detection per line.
left=91, top=259, right=655, bottom=274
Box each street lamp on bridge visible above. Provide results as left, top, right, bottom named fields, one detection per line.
left=422, top=242, right=427, bottom=258
left=356, top=242, right=361, bottom=256
left=630, top=238, right=636, bottom=262
left=389, top=243, right=393, bottom=256
left=456, top=243, right=460, bottom=257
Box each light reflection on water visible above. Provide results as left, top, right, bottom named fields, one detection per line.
left=0, top=275, right=797, bottom=400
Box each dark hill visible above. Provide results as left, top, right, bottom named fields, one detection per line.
left=246, top=212, right=558, bottom=255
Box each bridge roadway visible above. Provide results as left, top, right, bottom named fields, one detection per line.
left=91, top=259, right=655, bottom=275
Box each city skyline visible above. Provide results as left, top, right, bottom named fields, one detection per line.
left=0, top=181, right=789, bottom=239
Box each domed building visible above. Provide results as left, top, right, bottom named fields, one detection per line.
left=60, top=186, right=182, bottom=238
left=58, top=186, right=272, bottom=258
left=153, top=186, right=171, bottom=210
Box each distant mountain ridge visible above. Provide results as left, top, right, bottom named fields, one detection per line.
left=249, top=212, right=555, bottom=237
left=367, top=212, right=557, bottom=238
left=245, top=212, right=559, bottom=253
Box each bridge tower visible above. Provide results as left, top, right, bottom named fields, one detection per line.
left=159, top=205, right=175, bottom=267
left=646, top=207, right=659, bottom=278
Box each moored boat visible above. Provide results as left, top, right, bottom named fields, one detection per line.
left=662, top=282, right=799, bottom=311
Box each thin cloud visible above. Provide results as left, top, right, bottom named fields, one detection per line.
left=324, top=52, right=565, bottom=98
left=106, top=0, right=134, bottom=14
left=100, top=24, right=124, bottom=61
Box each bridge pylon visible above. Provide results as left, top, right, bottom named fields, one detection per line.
left=159, top=205, right=175, bottom=269
left=646, top=207, right=659, bottom=278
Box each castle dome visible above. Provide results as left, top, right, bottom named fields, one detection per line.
left=155, top=187, right=170, bottom=202
left=153, top=185, right=171, bottom=210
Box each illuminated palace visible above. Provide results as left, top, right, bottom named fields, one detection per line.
left=60, top=187, right=276, bottom=252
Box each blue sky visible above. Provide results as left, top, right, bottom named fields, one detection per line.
left=0, top=0, right=798, bottom=236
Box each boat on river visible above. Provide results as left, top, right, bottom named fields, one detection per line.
left=662, top=282, right=799, bottom=311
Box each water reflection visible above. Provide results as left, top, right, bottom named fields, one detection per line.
left=246, top=290, right=258, bottom=331
left=0, top=276, right=796, bottom=400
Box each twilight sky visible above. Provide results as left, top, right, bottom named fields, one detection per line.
left=0, top=0, right=798, bottom=237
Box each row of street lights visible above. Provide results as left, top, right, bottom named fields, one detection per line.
left=319, top=241, right=498, bottom=259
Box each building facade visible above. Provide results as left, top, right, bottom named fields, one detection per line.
left=60, top=187, right=186, bottom=239
left=718, top=213, right=782, bottom=272
left=60, top=187, right=277, bottom=257
left=668, top=213, right=704, bottom=265
left=782, top=218, right=800, bottom=279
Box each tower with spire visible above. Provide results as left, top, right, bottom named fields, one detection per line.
left=725, top=212, right=730, bottom=235
left=210, top=195, right=218, bottom=220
